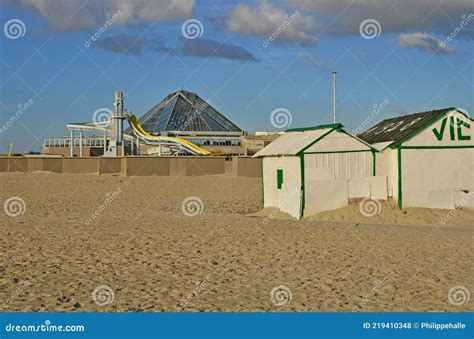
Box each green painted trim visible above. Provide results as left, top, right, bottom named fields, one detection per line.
left=456, top=110, right=474, bottom=122
left=401, top=145, right=474, bottom=149
left=299, top=153, right=305, bottom=218
left=389, top=108, right=474, bottom=148
left=432, top=118, right=447, bottom=141
left=457, top=120, right=471, bottom=141
left=286, top=123, right=343, bottom=132
left=277, top=169, right=283, bottom=189
left=303, top=149, right=372, bottom=155
left=449, top=116, right=456, bottom=140
left=297, top=128, right=337, bottom=155
left=372, top=150, right=376, bottom=176
left=390, top=108, right=456, bottom=148
left=397, top=145, right=402, bottom=209
left=339, top=130, right=379, bottom=152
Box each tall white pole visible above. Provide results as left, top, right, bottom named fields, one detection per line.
left=70, top=130, right=74, bottom=157
left=103, top=132, right=107, bottom=154
left=114, top=91, right=124, bottom=157
left=79, top=130, right=83, bottom=157
left=332, top=71, right=337, bottom=123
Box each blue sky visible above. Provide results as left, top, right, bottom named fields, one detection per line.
left=0, top=0, right=472, bottom=152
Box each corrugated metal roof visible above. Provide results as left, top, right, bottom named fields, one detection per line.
left=253, top=128, right=334, bottom=157
left=358, top=107, right=455, bottom=145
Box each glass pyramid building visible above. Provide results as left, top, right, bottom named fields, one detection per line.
left=127, top=90, right=242, bottom=135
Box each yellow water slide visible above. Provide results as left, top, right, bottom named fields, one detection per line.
left=128, top=114, right=212, bottom=155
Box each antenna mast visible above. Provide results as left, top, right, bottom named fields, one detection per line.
left=332, top=71, right=337, bottom=123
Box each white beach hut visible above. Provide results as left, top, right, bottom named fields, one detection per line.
left=253, top=123, right=380, bottom=218
left=359, top=107, right=474, bottom=209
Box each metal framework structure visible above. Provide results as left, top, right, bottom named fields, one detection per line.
left=66, top=122, right=137, bottom=157
left=63, top=90, right=245, bottom=157
left=126, top=90, right=242, bottom=135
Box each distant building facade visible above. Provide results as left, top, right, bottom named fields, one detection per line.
left=43, top=90, right=279, bottom=156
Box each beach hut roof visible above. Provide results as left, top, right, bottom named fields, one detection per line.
left=253, top=123, right=376, bottom=157
left=358, top=107, right=470, bottom=148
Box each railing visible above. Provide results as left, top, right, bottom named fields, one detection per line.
left=43, top=138, right=106, bottom=148
left=44, top=137, right=242, bottom=148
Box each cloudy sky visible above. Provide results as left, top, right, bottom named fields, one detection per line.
left=0, top=0, right=472, bottom=152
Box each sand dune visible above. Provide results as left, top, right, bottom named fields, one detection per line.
left=1, top=173, right=472, bottom=312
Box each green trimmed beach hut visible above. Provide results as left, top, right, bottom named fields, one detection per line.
left=253, top=123, right=379, bottom=218
left=359, top=107, right=474, bottom=209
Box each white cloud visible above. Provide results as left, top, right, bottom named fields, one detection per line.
left=3, top=0, right=195, bottom=32
left=227, top=1, right=319, bottom=46
left=288, top=0, right=473, bottom=36
left=224, top=0, right=472, bottom=48
left=398, top=32, right=456, bottom=54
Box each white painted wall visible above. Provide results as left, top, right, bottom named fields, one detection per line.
left=374, top=148, right=397, bottom=198
left=404, top=111, right=474, bottom=147
left=399, top=110, right=473, bottom=209
left=369, top=176, right=389, bottom=200
left=304, top=130, right=372, bottom=152
left=454, top=191, right=474, bottom=209
left=376, top=147, right=473, bottom=208
left=348, top=176, right=388, bottom=200
left=402, top=148, right=474, bottom=208
left=262, top=156, right=301, bottom=218
left=304, top=152, right=373, bottom=180
left=303, top=179, right=348, bottom=217
left=348, top=179, right=371, bottom=198
left=301, top=134, right=375, bottom=217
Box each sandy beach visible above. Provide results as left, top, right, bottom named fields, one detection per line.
left=1, top=172, right=472, bottom=312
